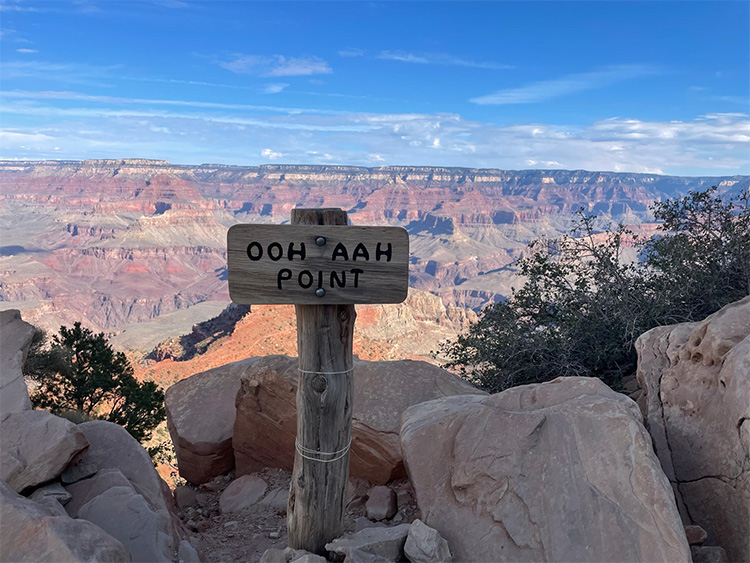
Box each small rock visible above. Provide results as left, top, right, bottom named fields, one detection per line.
left=691, top=546, right=727, bottom=563
left=29, top=483, right=72, bottom=506
left=178, top=539, right=201, bottom=563
left=269, top=531, right=280, bottom=539
left=37, top=497, right=69, bottom=517
left=174, top=485, right=198, bottom=509
left=395, top=489, right=412, bottom=509
left=260, top=548, right=287, bottom=563
left=223, top=521, right=239, bottom=528
left=392, top=513, right=403, bottom=524
left=261, top=487, right=289, bottom=510
left=685, top=525, right=708, bottom=546
left=365, top=486, right=397, bottom=521
left=195, top=492, right=210, bottom=507
left=196, top=520, right=211, bottom=533
left=60, top=460, right=98, bottom=484
left=186, top=519, right=197, bottom=529
left=404, top=519, right=452, bottom=563
left=201, top=479, right=225, bottom=493
left=219, top=474, right=268, bottom=513
left=355, top=516, right=387, bottom=532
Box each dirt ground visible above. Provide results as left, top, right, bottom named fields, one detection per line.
left=176, top=468, right=420, bottom=563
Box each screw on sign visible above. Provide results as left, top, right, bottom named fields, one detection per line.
left=226, top=208, right=409, bottom=554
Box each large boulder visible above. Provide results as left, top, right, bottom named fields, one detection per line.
left=635, top=296, right=750, bottom=562
left=0, top=409, right=89, bottom=493
left=70, top=421, right=185, bottom=562
left=232, top=356, right=485, bottom=484
left=166, top=357, right=262, bottom=484
left=0, top=309, right=35, bottom=418
left=400, top=377, right=690, bottom=562
left=0, top=479, right=131, bottom=562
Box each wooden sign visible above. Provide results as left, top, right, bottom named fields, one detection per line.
left=227, top=224, right=409, bottom=304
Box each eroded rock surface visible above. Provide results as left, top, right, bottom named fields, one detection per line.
left=231, top=356, right=485, bottom=484
left=0, top=409, right=89, bottom=493
left=635, top=296, right=750, bottom=562
left=0, top=309, right=35, bottom=418
left=400, top=377, right=690, bottom=562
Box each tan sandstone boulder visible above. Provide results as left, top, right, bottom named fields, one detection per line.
left=0, top=409, right=89, bottom=493
left=635, top=296, right=750, bottom=562
left=0, top=309, right=35, bottom=418
left=231, top=356, right=485, bottom=484
left=166, top=357, right=263, bottom=484
left=70, top=421, right=185, bottom=562
left=0, top=479, right=132, bottom=562
left=400, top=377, right=690, bottom=562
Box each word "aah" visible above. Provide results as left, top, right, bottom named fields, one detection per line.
left=245, top=241, right=393, bottom=262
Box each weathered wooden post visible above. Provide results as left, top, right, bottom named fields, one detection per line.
left=226, top=207, right=408, bottom=555
left=287, top=208, right=353, bottom=553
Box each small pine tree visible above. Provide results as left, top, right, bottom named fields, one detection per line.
left=25, top=322, right=165, bottom=443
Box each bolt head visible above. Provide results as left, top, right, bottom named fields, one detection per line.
left=315, top=236, right=326, bottom=246
left=315, top=288, right=326, bottom=298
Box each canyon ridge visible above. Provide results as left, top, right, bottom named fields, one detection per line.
left=1, top=159, right=747, bottom=364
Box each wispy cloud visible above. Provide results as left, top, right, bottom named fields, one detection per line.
left=339, top=47, right=364, bottom=58
left=377, top=51, right=512, bottom=70
left=217, top=54, right=332, bottom=77
left=470, top=65, right=656, bottom=105
left=15, top=48, right=38, bottom=53
left=261, top=83, right=289, bottom=94
left=1, top=89, right=347, bottom=115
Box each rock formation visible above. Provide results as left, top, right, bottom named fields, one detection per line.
left=635, top=296, right=750, bottom=562
left=0, top=309, right=193, bottom=562
left=0, top=309, right=35, bottom=418
left=167, top=355, right=485, bottom=485
left=400, top=376, right=690, bottom=562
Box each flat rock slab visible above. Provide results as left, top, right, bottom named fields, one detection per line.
left=400, top=376, right=691, bottom=563
left=325, top=523, right=411, bottom=561
left=0, top=480, right=131, bottom=562
left=0, top=409, right=89, bottom=493
left=166, top=357, right=264, bottom=484
left=219, top=474, right=268, bottom=513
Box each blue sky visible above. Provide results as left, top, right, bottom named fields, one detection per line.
left=0, top=0, right=748, bottom=175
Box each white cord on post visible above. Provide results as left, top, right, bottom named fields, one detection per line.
left=297, top=367, right=354, bottom=375
left=295, top=436, right=352, bottom=463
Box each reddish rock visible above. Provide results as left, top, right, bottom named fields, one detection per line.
left=232, top=356, right=484, bottom=484
left=684, top=525, right=708, bottom=546
left=166, top=357, right=263, bottom=484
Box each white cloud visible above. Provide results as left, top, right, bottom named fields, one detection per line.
left=261, top=149, right=284, bottom=160
left=218, top=54, right=332, bottom=77
left=339, top=48, right=364, bottom=58
left=471, top=65, right=656, bottom=105
left=377, top=51, right=512, bottom=70
left=15, top=48, right=38, bottom=53
left=1, top=92, right=747, bottom=175
left=261, top=83, right=289, bottom=94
